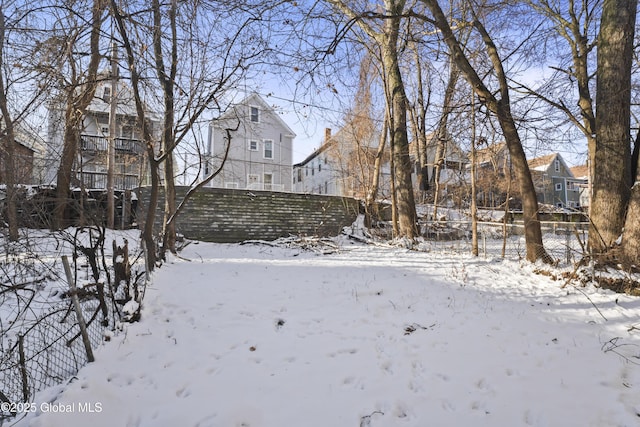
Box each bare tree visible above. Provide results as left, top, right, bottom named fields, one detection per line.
left=326, top=0, right=419, bottom=238
left=420, top=0, right=552, bottom=263
left=52, top=0, right=106, bottom=229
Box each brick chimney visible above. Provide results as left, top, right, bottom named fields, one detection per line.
left=325, top=128, right=332, bottom=142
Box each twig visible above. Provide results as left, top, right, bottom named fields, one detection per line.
left=360, top=410, right=384, bottom=427
left=571, top=284, right=608, bottom=322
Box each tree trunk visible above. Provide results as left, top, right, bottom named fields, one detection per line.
left=470, top=92, right=478, bottom=257
left=422, top=0, right=550, bottom=262
left=382, top=0, right=418, bottom=238
left=365, top=111, right=388, bottom=226
left=154, top=0, right=178, bottom=258
left=111, top=0, right=158, bottom=270
left=0, top=9, right=18, bottom=241
left=591, top=0, right=636, bottom=254
left=53, top=0, right=104, bottom=229
left=409, top=42, right=430, bottom=200
left=432, top=62, right=459, bottom=221
left=598, top=0, right=640, bottom=266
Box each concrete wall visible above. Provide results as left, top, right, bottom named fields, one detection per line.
left=136, top=186, right=360, bottom=243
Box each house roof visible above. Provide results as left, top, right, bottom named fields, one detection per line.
left=471, top=142, right=508, bottom=167
left=527, top=152, right=577, bottom=178
left=85, top=71, right=161, bottom=122
left=527, top=153, right=558, bottom=172
left=293, top=125, right=380, bottom=168
left=409, top=132, right=468, bottom=165
left=294, top=138, right=334, bottom=168
left=570, top=164, right=589, bottom=179
left=2, top=122, right=46, bottom=154
left=214, top=92, right=296, bottom=138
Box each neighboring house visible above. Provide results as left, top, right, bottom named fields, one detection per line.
left=569, top=164, right=590, bottom=209
left=0, top=124, right=47, bottom=185
left=469, top=142, right=585, bottom=209
left=204, top=93, right=295, bottom=192
left=0, top=140, right=33, bottom=185
left=468, top=142, right=512, bottom=208
left=45, top=71, right=159, bottom=190
left=294, top=127, right=467, bottom=201
left=293, top=127, right=388, bottom=198
left=409, top=132, right=468, bottom=194
left=528, top=153, right=584, bottom=209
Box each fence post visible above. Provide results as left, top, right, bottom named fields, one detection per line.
left=62, top=256, right=95, bottom=363
left=565, top=229, right=571, bottom=265
left=18, top=334, right=29, bottom=403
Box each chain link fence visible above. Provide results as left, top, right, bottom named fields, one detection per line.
left=0, top=227, right=144, bottom=424
left=413, top=220, right=588, bottom=265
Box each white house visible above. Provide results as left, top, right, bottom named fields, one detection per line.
left=45, top=71, right=160, bottom=189
left=204, top=93, right=295, bottom=192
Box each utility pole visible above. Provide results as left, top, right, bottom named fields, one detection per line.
left=107, top=41, right=118, bottom=228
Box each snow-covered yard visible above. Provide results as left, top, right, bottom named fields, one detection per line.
left=10, top=238, right=640, bottom=427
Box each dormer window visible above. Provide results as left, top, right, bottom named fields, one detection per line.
left=250, top=106, right=259, bottom=123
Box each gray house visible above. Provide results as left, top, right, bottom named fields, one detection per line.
left=528, top=153, right=584, bottom=209
left=204, top=93, right=295, bottom=192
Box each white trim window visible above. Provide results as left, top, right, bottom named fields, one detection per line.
left=263, top=140, right=273, bottom=159
left=248, top=140, right=258, bottom=151
left=250, top=106, right=259, bottom=123
left=555, top=182, right=563, bottom=191
left=554, top=159, right=560, bottom=172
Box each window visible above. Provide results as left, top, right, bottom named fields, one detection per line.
left=250, top=106, right=259, bottom=123
left=324, top=181, right=328, bottom=194
left=554, top=159, right=560, bottom=172
left=263, top=140, right=273, bottom=159
left=311, top=162, right=315, bottom=176
left=102, top=87, right=111, bottom=103
left=318, top=162, right=322, bottom=172
left=247, top=174, right=259, bottom=189
left=100, top=126, right=109, bottom=135
left=264, top=173, right=273, bottom=190
left=305, top=166, right=308, bottom=176
left=297, top=169, right=303, bottom=181
left=555, top=183, right=563, bottom=191
left=248, top=140, right=258, bottom=151
left=121, top=125, right=133, bottom=139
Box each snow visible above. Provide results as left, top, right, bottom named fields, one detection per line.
left=9, top=238, right=640, bottom=427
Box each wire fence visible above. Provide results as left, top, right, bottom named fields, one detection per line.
left=0, top=297, right=110, bottom=407
left=0, top=227, right=144, bottom=424
left=412, top=220, right=588, bottom=265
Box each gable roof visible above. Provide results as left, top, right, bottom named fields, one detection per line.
left=472, top=142, right=508, bottom=167
left=215, top=92, right=296, bottom=138
left=527, top=153, right=558, bottom=172
left=527, top=152, right=575, bottom=178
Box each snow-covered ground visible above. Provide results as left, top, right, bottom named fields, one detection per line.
left=9, top=237, right=640, bottom=427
